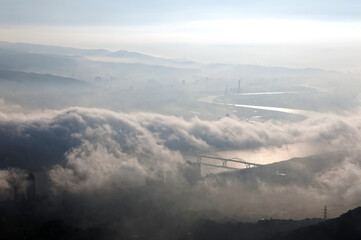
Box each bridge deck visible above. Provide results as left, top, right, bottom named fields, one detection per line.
left=197, top=155, right=262, bottom=169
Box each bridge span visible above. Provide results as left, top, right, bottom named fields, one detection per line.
left=196, top=155, right=262, bottom=170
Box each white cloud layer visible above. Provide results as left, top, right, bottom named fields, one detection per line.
left=0, top=101, right=360, bottom=218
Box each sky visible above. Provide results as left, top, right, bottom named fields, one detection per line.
left=0, top=0, right=360, bottom=71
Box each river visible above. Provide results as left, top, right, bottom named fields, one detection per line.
left=197, top=90, right=326, bottom=173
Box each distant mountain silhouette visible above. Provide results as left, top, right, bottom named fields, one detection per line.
left=0, top=69, right=89, bottom=86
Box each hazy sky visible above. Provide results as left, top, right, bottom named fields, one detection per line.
left=0, top=0, right=360, bottom=71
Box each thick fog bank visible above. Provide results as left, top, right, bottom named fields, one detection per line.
left=0, top=100, right=360, bottom=220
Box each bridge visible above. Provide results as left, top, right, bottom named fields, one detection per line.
left=196, top=155, right=262, bottom=170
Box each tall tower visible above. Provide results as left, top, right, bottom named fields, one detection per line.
left=323, top=205, right=327, bottom=219
left=26, top=173, right=36, bottom=200
left=238, top=79, right=241, bottom=94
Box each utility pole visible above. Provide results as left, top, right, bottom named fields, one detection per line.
left=323, top=205, right=327, bottom=220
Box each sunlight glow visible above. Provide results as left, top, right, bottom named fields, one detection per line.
left=1, top=19, right=360, bottom=47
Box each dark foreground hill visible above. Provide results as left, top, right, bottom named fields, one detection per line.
left=178, top=218, right=323, bottom=240
left=180, top=207, right=361, bottom=240
left=1, top=195, right=360, bottom=240
left=272, top=207, right=361, bottom=240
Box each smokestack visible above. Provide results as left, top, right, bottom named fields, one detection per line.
left=26, top=173, right=36, bottom=200
left=238, top=79, right=241, bottom=94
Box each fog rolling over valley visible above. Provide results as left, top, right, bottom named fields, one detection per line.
left=1, top=1, right=361, bottom=239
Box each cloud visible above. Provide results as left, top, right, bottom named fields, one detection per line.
left=0, top=99, right=22, bottom=113
left=1, top=105, right=360, bottom=171
left=315, top=153, right=361, bottom=205
left=0, top=168, right=27, bottom=200
left=49, top=142, right=148, bottom=193
left=0, top=100, right=361, bottom=218
left=0, top=170, right=11, bottom=191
